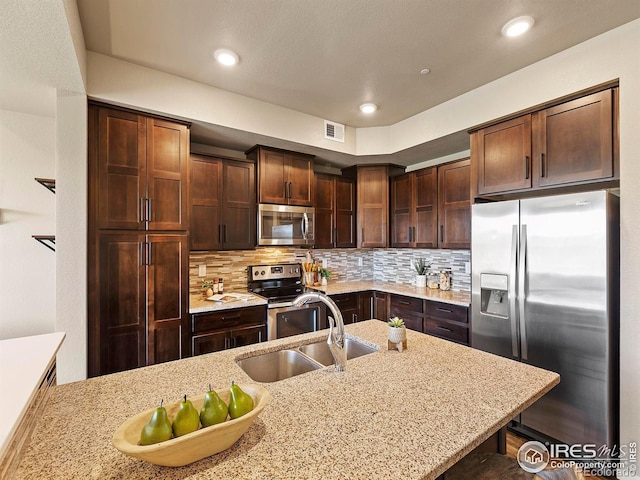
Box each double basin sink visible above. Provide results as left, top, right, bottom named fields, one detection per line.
left=237, top=337, right=378, bottom=383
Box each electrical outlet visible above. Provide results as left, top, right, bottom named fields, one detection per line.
left=198, top=265, right=206, bottom=277
left=358, top=257, right=363, bottom=267
left=322, top=259, right=328, bottom=268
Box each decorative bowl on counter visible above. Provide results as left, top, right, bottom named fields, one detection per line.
left=112, top=384, right=270, bottom=467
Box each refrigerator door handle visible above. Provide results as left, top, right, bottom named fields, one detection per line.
left=519, top=224, right=528, bottom=360
left=509, top=225, right=519, bottom=358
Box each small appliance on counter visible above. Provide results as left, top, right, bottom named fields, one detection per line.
left=248, top=263, right=327, bottom=340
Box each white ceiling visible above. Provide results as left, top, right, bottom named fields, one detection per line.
left=78, top=0, right=640, bottom=129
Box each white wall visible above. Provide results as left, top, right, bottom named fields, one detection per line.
left=55, top=92, right=87, bottom=384
left=0, top=109, right=56, bottom=339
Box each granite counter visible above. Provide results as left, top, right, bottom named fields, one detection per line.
left=14, top=321, right=558, bottom=480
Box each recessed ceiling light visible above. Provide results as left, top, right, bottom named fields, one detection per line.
left=359, top=103, right=377, bottom=114
left=502, top=16, right=535, bottom=37
left=214, top=49, right=239, bottom=66
left=420, top=68, right=431, bottom=75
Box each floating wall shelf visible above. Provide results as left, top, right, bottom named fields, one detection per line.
left=32, top=235, right=56, bottom=252
left=35, top=178, right=56, bottom=194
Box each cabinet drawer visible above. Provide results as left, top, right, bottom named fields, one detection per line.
left=424, top=318, right=469, bottom=345
left=331, top=293, right=359, bottom=310
left=390, top=294, right=423, bottom=314
left=425, top=301, right=468, bottom=323
left=191, top=305, right=266, bottom=334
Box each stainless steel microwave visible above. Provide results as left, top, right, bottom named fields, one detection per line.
left=258, top=204, right=314, bottom=246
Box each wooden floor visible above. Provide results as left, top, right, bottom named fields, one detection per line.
left=506, top=431, right=608, bottom=480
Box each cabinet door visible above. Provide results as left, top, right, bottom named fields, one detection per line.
left=258, top=149, right=287, bottom=204
left=190, top=155, right=222, bottom=250
left=147, top=234, right=189, bottom=364
left=358, top=291, right=374, bottom=321
left=335, top=176, right=356, bottom=248
left=476, top=115, right=532, bottom=195
left=314, top=174, right=335, bottom=249
left=97, top=233, right=146, bottom=375
left=192, top=331, right=228, bottom=356
left=357, top=166, right=389, bottom=248
left=146, top=118, right=189, bottom=230
left=391, top=173, right=415, bottom=247
left=438, top=159, right=471, bottom=249
left=535, top=90, right=614, bottom=187
left=414, top=167, right=438, bottom=248
left=374, top=292, right=389, bottom=321
left=232, top=324, right=267, bottom=348
left=287, top=154, right=314, bottom=206
left=96, top=107, right=147, bottom=230
left=221, top=160, right=256, bottom=249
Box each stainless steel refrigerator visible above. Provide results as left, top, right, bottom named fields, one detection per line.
left=471, top=190, right=619, bottom=449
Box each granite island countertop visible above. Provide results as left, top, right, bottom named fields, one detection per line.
left=14, top=321, right=558, bottom=480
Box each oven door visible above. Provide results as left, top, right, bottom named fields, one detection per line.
left=268, top=303, right=327, bottom=340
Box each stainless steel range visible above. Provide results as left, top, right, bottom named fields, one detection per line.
left=248, top=263, right=327, bottom=340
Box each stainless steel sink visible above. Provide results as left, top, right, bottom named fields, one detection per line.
left=298, top=338, right=378, bottom=366
left=236, top=349, right=323, bottom=383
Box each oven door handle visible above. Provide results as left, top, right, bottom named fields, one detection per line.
left=302, top=213, right=308, bottom=241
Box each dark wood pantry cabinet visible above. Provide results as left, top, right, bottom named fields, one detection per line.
left=246, top=145, right=315, bottom=206
left=189, top=153, right=255, bottom=250
left=438, top=159, right=471, bottom=249
left=314, top=174, right=356, bottom=249
left=471, top=84, right=619, bottom=199
left=88, top=103, right=191, bottom=377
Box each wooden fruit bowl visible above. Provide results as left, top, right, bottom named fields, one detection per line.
left=112, top=384, right=270, bottom=467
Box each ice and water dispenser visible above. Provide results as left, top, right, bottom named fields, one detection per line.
left=479, top=273, right=509, bottom=318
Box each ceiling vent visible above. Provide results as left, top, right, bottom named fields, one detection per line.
left=324, top=120, right=345, bottom=143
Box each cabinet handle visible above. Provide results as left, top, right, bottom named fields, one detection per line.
left=436, top=307, right=452, bottom=313
left=146, top=198, right=152, bottom=222
left=353, top=313, right=358, bottom=323
left=436, top=325, right=453, bottom=332
left=218, top=224, right=223, bottom=243
left=288, top=182, right=293, bottom=199
left=147, top=242, right=152, bottom=265
left=139, top=198, right=146, bottom=222
left=440, top=225, right=444, bottom=243
left=399, top=300, right=411, bottom=305
left=361, top=227, right=364, bottom=244
left=222, top=314, right=241, bottom=321
left=139, top=242, right=144, bottom=266
left=540, top=153, right=546, bottom=178
left=223, top=224, right=227, bottom=243
left=370, top=297, right=374, bottom=317
left=258, top=330, right=263, bottom=343
left=524, top=156, right=530, bottom=179
left=408, top=227, right=412, bottom=243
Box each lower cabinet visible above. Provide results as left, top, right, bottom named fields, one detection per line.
left=389, top=294, right=470, bottom=345
left=330, top=293, right=359, bottom=324
left=190, top=305, right=267, bottom=356
left=424, top=301, right=469, bottom=345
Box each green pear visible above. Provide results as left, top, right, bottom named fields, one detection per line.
left=199, top=384, right=228, bottom=427
left=139, top=400, right=173, bottom=445
left=172, top=395, right=200, bottom=437
left=228, top=381, right=254, bottom=419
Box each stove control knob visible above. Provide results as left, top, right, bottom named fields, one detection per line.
left=261, top=270, right=266, bottom=276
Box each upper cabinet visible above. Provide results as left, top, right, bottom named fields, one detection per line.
left=190, top=154, right=256, bottom=251
left=471, top=85, right=619, bottom=199
left=391, top=160, right=469, bottom=249
left=438, top=159, right=471, bottom=249
left=246, top=145, right=315, bottom=206
left=95, top=107, right=189, bottom=231
left=391, top=167, right=438, bottom=248
left=343, top=164, right=405, bottom=248
left=315, top=174, right=356, bottom=249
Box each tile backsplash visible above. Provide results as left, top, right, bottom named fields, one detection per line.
left=190, top=247, right=470, bottom=295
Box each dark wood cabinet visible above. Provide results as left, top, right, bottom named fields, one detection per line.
left=358, top=291, right=389, bottom=321
left=96, top=107, right=188, bottom=231
left=474, top=115, right=533, bottom=196
left=88, top=103, right=190, bottom=377
left=247, top=145, right=314, bottom=206
left=94, top=232, right=188, bottom=374
left=315, top=174, right=356, bottom=249
left=389, top=294, right=424, bottom=332
left=438, top=159, right=471, bottom=249
left=190, top=305, right=267, bottom=356
left=391, top=167, right=438, bottom=248
left=189, top=154, right=255, bottom=250
left=424, top=301, right=469, bottom=345
left=330, top=293, right=359, bottom=324
left=471, top=86, right=618, bottom=198
left=533, top=89, right=614, bottom=187
left=343, top=164, right=404, bottom=248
